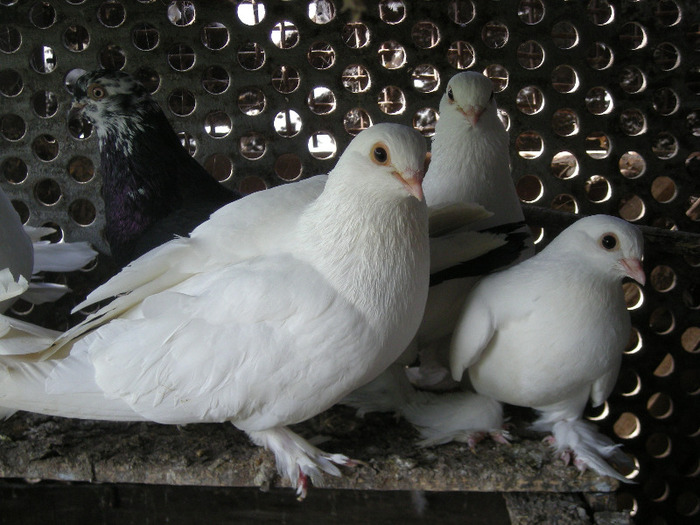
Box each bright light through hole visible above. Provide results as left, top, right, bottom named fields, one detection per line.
left=308, top=132, right=337, bottom=159
left=274, top=109, right=302, bottom=137
left=237, top=1, right=265, bottom=25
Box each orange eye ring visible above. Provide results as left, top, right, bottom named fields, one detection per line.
left=370, top=142, right=391, bottom=166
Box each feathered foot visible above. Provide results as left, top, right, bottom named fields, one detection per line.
left=400, top=391, right=504, bottom=447
left=538, top=419, right=633, bottom=482
left=462, top=428, right=512, bottom=451
left=247, top=426, right=359, bottom=500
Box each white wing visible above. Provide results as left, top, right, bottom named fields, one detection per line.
left=590, top=358, right=622, bottom=407
left=449, top=285, right=497, bottom=381
left=50, top=176, right=328, bottom=355
left=0, top=312, right=60, bottom=355
left=0, top=269, right=27, bottom=306
left=74, top=254, right=376, bottom=429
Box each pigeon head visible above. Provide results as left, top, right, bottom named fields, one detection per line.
left=72, top=70, right=157, bottom=147
left=441, top=72, right=498, bottom=128
left=552, top=215, right=646, bottom=285
left=333, top=123, right=429, bottom=202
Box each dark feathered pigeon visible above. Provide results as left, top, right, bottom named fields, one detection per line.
left=72, top=70, right=240, bottom=267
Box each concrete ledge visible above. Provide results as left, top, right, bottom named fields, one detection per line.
left=0, top=407, right=618, bottom=493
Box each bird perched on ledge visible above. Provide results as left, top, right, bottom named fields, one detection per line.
left=0, top=124, right=431, bottom=500
left=402, top=215, right=645, bottom=481
left=418, top=71, right=534, bottom=356
left=343, top=72, right=533, bottom=414
left=71, top=69, right=240, bottom=267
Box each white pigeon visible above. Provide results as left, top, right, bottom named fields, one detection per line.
left=0, top=187, right=98, bottom=312
left=343, top=72, right=533, bottom=413
left=0, top=123, right=431, bottom=499
left=418, top=70, right=534, bottom=355
left=424, top=71, right=524, bottom=226
left=402, top=215, right=645, bottom=481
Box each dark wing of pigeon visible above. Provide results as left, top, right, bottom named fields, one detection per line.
left=429, top=221, right=531, bottom=286
left=73, top=70, right=241, bottom=267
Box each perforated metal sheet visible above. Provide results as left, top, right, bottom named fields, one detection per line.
left=0, top=1, right=699, bottom=522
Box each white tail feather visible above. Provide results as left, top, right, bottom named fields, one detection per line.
left=31, top=240, right=97, bottom=273
left=21, top=282, right=72, bottom=305
left=0, top=353, right=143, bottom=421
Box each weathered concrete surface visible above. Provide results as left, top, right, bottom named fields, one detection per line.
left=0, top=407, right=618, bottom=494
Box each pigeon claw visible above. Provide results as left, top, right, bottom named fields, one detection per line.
left=338, top=456, right=369, bottom=469
left=490, top=429, right=512, bottom=446
left=573, top=457, right=588, bottom=474
left=466, top=429, right=512, bottom=452
left=296, top=469, right=310, bottom=501
left=467, top=431, right=488, bottom=451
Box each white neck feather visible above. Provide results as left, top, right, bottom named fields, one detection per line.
left=297, top=177, right=430, bottom=346
left=425, top=109, right=522, bottom=227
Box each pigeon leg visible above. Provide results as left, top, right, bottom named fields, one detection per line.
left=540, top=421, right=630, bottom=481
left=466, top=428, right=511, bottom=451
left=247, top=426, right=361, bottom=500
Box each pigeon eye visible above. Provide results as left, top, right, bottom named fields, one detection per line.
left=600, top=233, right=619, bottom=250
left=447, top=87, right=454, bottom=102
left=87, top=84, right=106, bottom=101
left=371, top=143, right=390, bottom=166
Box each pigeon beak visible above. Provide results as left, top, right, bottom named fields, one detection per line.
left=71, top=101, right=86, bottom=111
left=621, top=257, right=645, bottom=285
left=394, top=169, right=424, bottom=202
left=458, top=105, right=485, bottom=127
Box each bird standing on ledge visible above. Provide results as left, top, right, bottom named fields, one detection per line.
left=403, top=215, right=644, bottom=481
left=0, top=124, right=431, bottom=500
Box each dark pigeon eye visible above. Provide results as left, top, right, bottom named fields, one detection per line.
left=87, top=84, right=106, bottom=101
left=447, top=87, right=454, bottom=101
left=600, top=234, right=618, bottom=250
left=371, top=143, right=390, bottom=165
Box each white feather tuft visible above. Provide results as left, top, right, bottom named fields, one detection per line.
left=400, top=391, right=504, bottom=446
left=247, top=427, right=348, bottom=494
left=545, top=418, right=634, bottom=482
left=31, top=239, right=98, bottom=273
